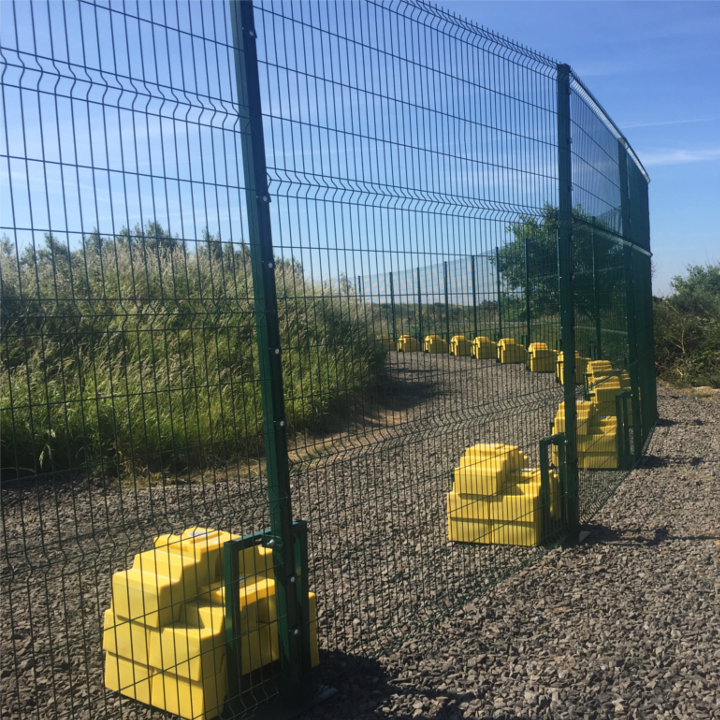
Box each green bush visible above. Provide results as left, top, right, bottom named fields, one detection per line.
left=0, top=226, right=384, bottom=481
left=654, top=263, right=720, bottom=388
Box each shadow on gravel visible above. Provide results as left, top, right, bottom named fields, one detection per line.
left=307, top=650, right=533, bottom=720
left=581, top=524, right=720, bottom=547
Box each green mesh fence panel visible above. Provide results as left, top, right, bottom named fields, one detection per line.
left=0, top=2, right=656, bottom=718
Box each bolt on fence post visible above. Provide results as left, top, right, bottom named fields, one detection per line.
left=591, top=217, right=602, bottom=359
left=495, top=247, right=503, bottom=340
left=556, top=63, right=579, bottom=533
left=471, top=255, right=478, bottom=340
left=389, top=270, right=397, bottom=343
left=618, top=142, right=642, bottom=459
left=417, top=266, right=423, bottom=343
left=230, top=0, right=307, bottom=700
left=444, top=261, right=450, bottom=343
left=524, top=237, right=531, bottom=346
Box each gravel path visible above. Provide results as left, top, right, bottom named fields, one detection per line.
left=3, top=364, right=717, bottom=720
left=303, top=384, right=720, bottom=720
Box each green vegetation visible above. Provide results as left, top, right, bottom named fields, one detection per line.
left=498, top=203, right=624, bottom=322
left=0, top=225, right=384, bottom=482
left=654, top=263, right=720, bottom=388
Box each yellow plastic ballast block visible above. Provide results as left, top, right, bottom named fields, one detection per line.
left=492, top=518, right=541, bottom=547
left=452, top=444, right=527, bottom=497
left=447, top=443, right=562, bottom=546
left=577, top=433, right=617, bottom=454
left=446, top=491, right=493, bottom=521
left=552, top=400, right=598, bottom=436
left=491, top=491, right=540, bottom=524
left=500, top=343, right=527, bottom=364
left=106, top=527, right=319, bottom=720
left=448, top=517, right=494, bottom=544
left=556, top=351, right=589, bottom=384
left=496, top=337, right=515, bottom=360
left=423, top=335, right=449, bottom=354
left=152, top=619, right=225, bottom=681
left=529, top=349, right=558, bottom=373
left=490, top=491, right=541, bottom=547
left=587, top=360, right=614, bottom=379
left=111, top=567, right=184, bottom=629
left=579, top=453, right=619, bottom=470
left=471, top=336, right=496, bottom=359
left=237, top=543, right=274, bottom=584
left=150, top=664, right=227, bottom=720
left=104, top=653, right=156, bottom=705
left=103, top=609, right=160, bottom=666
left=397, top=335, right=421, bottom=352
left=449, top=335, right=473, bottom=356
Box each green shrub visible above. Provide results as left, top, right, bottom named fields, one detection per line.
left=0, top=227, right=384, bottom=481
left=654, top=263, right=720, bottom=388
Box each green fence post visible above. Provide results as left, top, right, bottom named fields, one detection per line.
left=524, top=237, right=531, bottom=346
left=417, top=266, right=423, bottom=344
left=618, top=142, right=643, bottom=459
left=556, top=63, right=579, bottom=533
left=471, top=255, right=478, bottom=340
left=230, top=0, right=307, bottom=700
left=495, top=247, right=503, bottom=340
left=357, top=275, right=362, bottom=299
left=444, top=261, right=450, bottom=343
left=389, top=270, right=397, bottom=344
left=591, top=218, right=602, bottom=359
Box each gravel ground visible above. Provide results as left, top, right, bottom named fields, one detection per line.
left=3, top=360, right=717, bottom=720
left=303, top=384, right=720, bottom=720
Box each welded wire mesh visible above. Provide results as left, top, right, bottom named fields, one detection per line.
left=1, top=1, right=655, bottom=719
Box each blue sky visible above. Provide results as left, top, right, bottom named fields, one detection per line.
left=443, top=0, right=720, bottom=296
left=2, top=1, right=716, bottom=299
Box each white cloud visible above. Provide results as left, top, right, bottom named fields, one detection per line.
left=642, top=148, right=720, bottom=167
left=619, top=118, right=715, bottom=130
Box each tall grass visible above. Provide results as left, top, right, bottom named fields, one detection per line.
left=0, top=228, right=384, bottom=482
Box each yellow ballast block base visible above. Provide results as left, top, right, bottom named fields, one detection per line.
left=450, top=336, right=473, bottom=356
left=448, top=517, right=494, bottom=544
left=104, top=653, right=155, bottom=705
left=529, top=356, right=555, bottom=372
left=151, top=665, right=227, bottom=720
left=556, top=352, right=589, bottom=384
left=105, top=527, right=320, bottom=720
left=500, top=345, right=527, bottom=363
left=471, top=344, right=495, bottom=359
left=397, top=335, right=421, bottom=352
left=447, top=444, right=554, bottom=548
left=103, top=611, right=160, bottom=666
left=423, top=335, right=448, bottom=353
left=492, top=519, right=541, bottom=547
left=579, top=453, right=619, bottom=470
left=447, top=492, right=493, bottom=521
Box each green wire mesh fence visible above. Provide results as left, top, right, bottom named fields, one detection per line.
left=0, top=1, right=656, bottom=718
